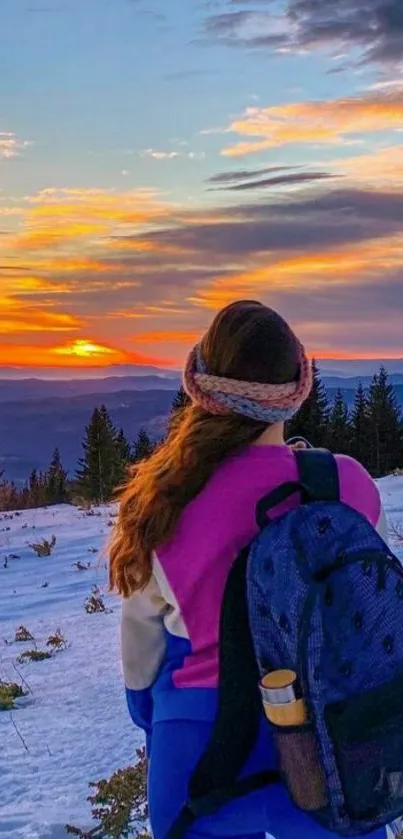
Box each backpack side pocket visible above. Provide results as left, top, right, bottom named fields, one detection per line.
left=269, top=721, right=328, bottom=812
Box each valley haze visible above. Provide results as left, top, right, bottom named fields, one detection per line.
left=1, top=360, right=403, bottom=483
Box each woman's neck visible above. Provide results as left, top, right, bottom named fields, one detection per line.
left=253, top=422, right=285, bottom=447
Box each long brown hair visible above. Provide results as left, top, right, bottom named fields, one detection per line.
left=109, top=301, right=301, bottom=597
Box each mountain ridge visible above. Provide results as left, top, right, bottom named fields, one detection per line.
left=2, top=372, right=403, bottom=483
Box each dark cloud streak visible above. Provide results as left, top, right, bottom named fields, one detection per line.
left=209, top=171, right=336, bottom=191
left=117, top=188, right=403, bottom=256
left=206, top=165, right=297, bottom=184
left=204, top=0, right=403, bottom=64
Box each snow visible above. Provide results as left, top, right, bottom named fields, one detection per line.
left=0, top=503, right=142, bottom=839
left=1, top=479, right=403, bottom=839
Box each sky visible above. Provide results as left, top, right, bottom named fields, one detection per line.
left=1, top=0, right=403, bottom=372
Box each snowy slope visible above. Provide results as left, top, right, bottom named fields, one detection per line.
left=0, top=504, right=141, bottom=839
left=1, top=481, right=403, bottom=839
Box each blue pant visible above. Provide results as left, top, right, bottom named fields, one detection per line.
left=148, top=719, right=386, bottom=839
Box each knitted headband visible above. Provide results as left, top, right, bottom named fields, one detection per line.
left=183, top=340, right=312, bottom=423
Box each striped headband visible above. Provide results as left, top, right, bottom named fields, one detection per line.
left=183, top=341, right=312, bottom=423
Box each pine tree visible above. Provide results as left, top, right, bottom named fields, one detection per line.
left=28, top=469, right=47, bottom=507
left=76, top=406, right=120, bottom=503
left=168, top=385, right=190, bottom=433
left=349, top=382, right=370, bottom=468
left=114, top=428, right=131, bottom=486
left=132, top=428, right=154, bottom=463
left=171, top=385, right=190, bottom=413
left=287, top=359, right=329, bottom=447
left=367, top=367, right=403, bottom=477
left=46, top=448, right=68, bottom=505
left=327, top=389, right=350, bottom=454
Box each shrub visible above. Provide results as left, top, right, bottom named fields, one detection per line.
left=17, top=649, right=52, bottom=663
left=85, top=586, right=111, bottom=614
left=391, top=522, right=403, bottom=544
left=84, top=508, right=102, bottom=518
left=46, top=629, right=67, bottom=651
left=66, top=748, right=149, bottom=838
left=29, top=535, right=56, bottom=557
left=15, top=625, right=35, bottom=643
left=0, top=681, right=26, bottom=711
left=46, top=629, right=67, bottom=652
left=73, top=561, right=91, bottom=571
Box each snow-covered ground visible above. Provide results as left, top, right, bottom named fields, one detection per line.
left=0, top=503, right=142, bottom=839
left=1, top=478, right=403, bottom=839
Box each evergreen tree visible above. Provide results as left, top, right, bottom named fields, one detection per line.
left=132, top=428, right=154, bottom=463
left=114, top=428, right=131, bottom=486
left=327, top=389, right=350, bottom=453
left=20, top=485, right=30, bottom=509
left=28, top=469, right=47, bottom=507
left=76, top=405, right=119, bottom=503
left=349, top=382, right=370, bottom=468
left=367, top=367, right=403, bottom=477
left=168, top=385, right=190, bottom=433
left=115, top=428, right=131, bottom=463
left=287, top=359, right=329, bottom=447
left=46, top=447, right=68, bottom=505
left=171, top=385, right=190, bottom=413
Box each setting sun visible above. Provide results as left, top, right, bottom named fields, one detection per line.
left=53, top=340, right=115, bottom=359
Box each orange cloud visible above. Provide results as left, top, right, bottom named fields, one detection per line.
left=11, top=223, right=104, bottom=252
left=332, top=145, right=403, bottom=186
left=0, top=291, right=83, bottom=332
left=2, top=176, right=403, bottom=364
left=222, top=92, right=403, bottom=156
left=134, top=330, right=202, bottom=344
left=2, top=188, right=172, bottom=261
left=0, top=276, right=71, bottom=296
left=189, top=236, right=403, bottom=309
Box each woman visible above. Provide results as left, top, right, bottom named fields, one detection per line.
left=110, top=301, right=387, bottom=839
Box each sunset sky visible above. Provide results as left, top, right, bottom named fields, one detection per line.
left=1, top=0, right=403, bottom=372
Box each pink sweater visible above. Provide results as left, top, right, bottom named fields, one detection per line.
left=121, top=446, right=386, bottom=730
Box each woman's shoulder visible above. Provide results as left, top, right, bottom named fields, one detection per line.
left=334, top=453, right=381, bottom=527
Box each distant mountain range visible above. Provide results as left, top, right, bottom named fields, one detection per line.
left=0, top=374, right=181, bottom=403
left=0, top=363, right=179, bottom=381
left=1, top=357, right=403, bottom=381
left=0, top=389, right=176, bottom=483
left=1, top=361, right=402, bottom=484
left=319, top=359, right=403, bottom=378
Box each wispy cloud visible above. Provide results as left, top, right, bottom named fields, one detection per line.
left=204, top=9, right=291, bottom=48
left=331, top=144, right=403, bottom=186
left=141, top=149, right=180, bottom=160
left=0, top=133, right=31, bottom=159
left=206, top=165, right=297, bottom=185
left=208, top=171, right=336, bottom=191
left=204, top=0, right=403, bottom=66
left=140, top=148, right=206, bottom=161
left=221, top=91, right=403, bottom=156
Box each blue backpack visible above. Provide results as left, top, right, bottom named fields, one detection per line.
left=166, top=449, right=403, bottom=839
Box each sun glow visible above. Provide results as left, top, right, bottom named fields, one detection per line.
left=53, top=340, right=116, bottom=359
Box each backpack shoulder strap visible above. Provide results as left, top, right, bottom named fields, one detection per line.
left=164, top=546, right=280, bottom=839
left=255, top=448, right=340, bottom=530
left=294, top=448, right=340, bottom=504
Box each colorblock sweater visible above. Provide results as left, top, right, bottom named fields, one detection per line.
left=121, top=446, right=387, bottom=734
